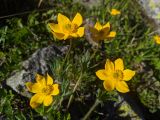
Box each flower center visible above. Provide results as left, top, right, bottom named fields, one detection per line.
left=42, top=85, right=53, bottom=95
left=65, top=23, right=78, bottom=33
left=113, top=70, right=123, bottom=80
left=99, top=30, right=104, bottom=35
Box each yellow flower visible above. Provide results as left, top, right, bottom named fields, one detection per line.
left=110, top=9, right=121, bottom=16
left=96, top=58, right=135, bottom=93
left=49, top=13, right=84, bottom=40
left=26, top=73, right=60, bottom=108
left=153, top=35, right=160, bottom=44
left=89, top=21, right=116, bottom=41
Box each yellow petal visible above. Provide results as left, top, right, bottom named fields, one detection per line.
left=63, top=33, right=69, bottom=40
left=102, top=22, right=110, bottom=29
left=123, top=69, right=135, bottom=81
left=107, top=31, right=116, bottom=38
left=32, top=93, right=45, bottom=103
left=88, top=26, right=100, bottom=41
left=43, top=95, right=53, bottom=106
left=30, top=93, right=45, bottom=108
left=36, top=74, right=43, bottom=81
left=101, top=23, right=110, bottom=37
left=89, top=26, right=98, bottom=34
left=103, top=79, right=115, bottom=91
left=156, top=38, right=160, bottom=44
left=72, top=13, right=83, bottom=27
left=26, top=82, right=33, bottom=92
left=99, top=22, right=110, bottom=38
left=96, top=69, right=108, bottom=80
left=70, top=33, right=78, bottom=37
left=105, top=59, right=114, bottom=73
left=36, top=74, right=46, bottom=86
left=94, top=21, right=102, bottom=31
left=49, top=23, right=62, bottom=33
left=58, top=13, right=71, bottom=26
left=47, top=73, right=53, bottom=85
left=77, top=27, right=84, bottom=37
left=51, top=84, right=60, bottom=95
left=30, top=101, right=39, bottom=109
left=31, top=83, right=43, bottom=93
left=52, top=32, right=65, bottom=40
left=89, top=27, right=99, bottom=37
left=154, top=35, right=160, bottom=44
left=114, top=58, right=124, bottom=71
left=110, top=9, right=121, bottom=16
left=116, top=81, right=129, bottom=93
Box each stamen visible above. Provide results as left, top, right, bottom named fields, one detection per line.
left=113, top=70, right=123, bottom=80
left=71, top=24, right=78, bottom=32
left=42, top=85, right=54, bottom=95
left=65, top=23, right=78, bottom=33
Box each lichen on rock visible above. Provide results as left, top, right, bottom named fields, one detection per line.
left=6, top=45, right=68, bottom=97
left=137, top=0, right=160, bottom=33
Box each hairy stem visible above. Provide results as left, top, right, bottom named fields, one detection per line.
left=82, top=99, right=101, bottom=120
left=67, top=72, right=83, bottom=109
left=63, top=39, right=72, bottom=65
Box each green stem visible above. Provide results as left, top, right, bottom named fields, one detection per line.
left=90, top=48, right=98, bottom=60
left=67, top=72, right=83, bottom=109
left=59, top=39, right=72, bottom=80
left=82, top=99, right=101, bottom=120
left=59, top=96, right=64, bottom=107
left=56, top=39, right=72, bottom=107
left=63, top=39, right=72, bottom=66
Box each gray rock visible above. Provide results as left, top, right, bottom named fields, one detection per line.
left=6, top=45, right=68, bottom=97
left=137, top=0, right=160, bottom=33
left=74, top=0, right=102, bottom=9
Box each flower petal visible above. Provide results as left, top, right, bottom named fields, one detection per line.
left=110, top=9, right=121, bottom=16
left=107, top=31, right=116, bottom=38
left=94, top=21, right=102, bottom=31
left=32, top=93, right=45, bottom=103
left=63, top=33, right=69, bottom=40
left=36, top=73, right=43, bottom=81
left=154, top=35, right=160, bottom=44
left=77, top=27, right=84, bottom=37
left=31, top=83, right=43, bottom=93
left=116, top=81, right=129, bottom=93
left=72, top=13, right=83, bottom=27
left=47, top=73, right=53, bottom=85
left=26, top=82, right=33, bottom=92
left=30, top=101, right=39, bottom=109
left=100, top=22, right=110, bottom=37
left=43, top=95, right=53, bottom=106
left=52, top=32, right=65, bottom=40
left=89, top=26, right=98, bottom=34
left=123, top=69, right=135, bottom=81
left=114, top=58, right=124, bottom=71
left=70, top=33, right=78, bottom=37
left=103, top=79, right=115, bottom=91
left=49, top=23, right=62, bottom=33
left=30, top=93, right=45, bottom=108
left=88, top=26, right=100, bottom=41
left=58, top=13, right=71, bottom=26
left=96, top=69, right=108, bottom=80
left=105, top=59, right=114, bottom=73
left=51, top=84, right=60, bottom=95
left=102, top=22, right=110, bottom=30
left=36, top=74, right=46, bottom=86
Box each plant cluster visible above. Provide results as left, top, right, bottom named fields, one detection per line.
left=1, top=0, right=160, bottom=119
